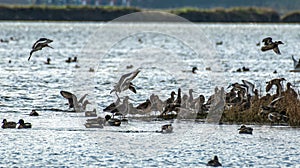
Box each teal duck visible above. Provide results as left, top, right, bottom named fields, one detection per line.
left=2, top=119, right=17, bottom=129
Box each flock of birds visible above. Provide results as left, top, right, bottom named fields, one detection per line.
left=1, top=35, right=299, bottom=167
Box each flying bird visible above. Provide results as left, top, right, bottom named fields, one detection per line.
left=29, top=38, right=53, bottom=61
left=110, top=68, right=140, bottom=98
left=261, top=37, right=283, bottom=55
left=60, top=91, right=90, bottom=112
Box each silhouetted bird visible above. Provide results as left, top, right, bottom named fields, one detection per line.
left=29, top=38, right=53, bottom=61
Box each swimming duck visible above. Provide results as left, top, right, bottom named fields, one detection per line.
left=207, top=155, right=222, bottom=167
left=85, top=108, right=97, bottom=117
left=2, top=119, right=17, bottom=129
left=44, top=58, right=51, bottom=64
left=28, top=38, right=53, bottom=61
left=238, top=125, right=253, bottom=134
left=84, top=122, right=103, bottom=128
left=29, top=110, right=39, bottom=116
left=292, top=55, right=300, bottom=70
left=110, top=68, right=140, bottom=99
left=72, top=57, right=77, bottom=62
left=161, top=124, right=173, bottom=133
left=105, top=115, right=121, bottom=126
left=261, top=37, right=283, bottom=55
left=65, top=57, right=72, bottom=63
left=17, top=119, right=32, bottom=129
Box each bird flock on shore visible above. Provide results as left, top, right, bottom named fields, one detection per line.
left=2, top=35, right=300, bottom=167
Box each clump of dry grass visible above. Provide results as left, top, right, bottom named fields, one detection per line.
left=221, top=92, right=300, bottom=126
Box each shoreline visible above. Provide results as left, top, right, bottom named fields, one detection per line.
left=1, top=5, right=300, bottom=22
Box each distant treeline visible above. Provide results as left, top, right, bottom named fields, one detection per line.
left=1, top=5, right=300, bottom=22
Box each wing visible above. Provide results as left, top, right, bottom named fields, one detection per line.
left=60, top=91, right=76, bottom=108
left=266, top=82, right=273, bottom=92
left=268, top=96, right=284, bottom=107
left=261, top=45, right=274, bottom=52
left=122, top=69, right=140, bottom=87
left=28, top=50, right=35, bottom=61
left=78, top=94, right=88, bottom=104
left=262, top=37, right=272, bottom=45
left=128, top=84, right=137, bottom=94
left=273, top=46, right=281, bottom=55
left=242, top=80, right=255, bottom=95
left=32, top=38, right=47, bottom=49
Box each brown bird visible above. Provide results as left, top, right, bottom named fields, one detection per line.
left=266, top=78, right=286, bottom=95
left=29, top=38, right=53, bottom=61
left=261, top=37, right=283, bottom=55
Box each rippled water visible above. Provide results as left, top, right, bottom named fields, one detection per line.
left=1, top=21, right=300, bottom=167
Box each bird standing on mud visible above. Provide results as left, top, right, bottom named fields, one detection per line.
left=261, top=37, right=283, bottom=55
left=28, top=38, right=53, bottom=61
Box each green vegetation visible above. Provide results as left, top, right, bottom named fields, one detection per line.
left=1, top=5, right=300, bottom=22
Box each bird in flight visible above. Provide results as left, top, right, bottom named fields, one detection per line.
left=28, top=38, right=53, bottom=61
left=110, top=68, right=140, bottom=98
left=261, top=37, right=283, bottom=55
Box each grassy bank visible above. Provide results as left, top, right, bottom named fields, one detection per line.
left=0, top=5, right=297, bottom=22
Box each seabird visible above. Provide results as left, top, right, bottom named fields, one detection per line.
left=28, top=38, right=53, bottom=61
left=60, top=91, right=90, bottom=112
left=261, top=37, right=283, bottom=55
left=110, top=68, right=140, bottom=98
left=206, top=155, right=222, bottom=167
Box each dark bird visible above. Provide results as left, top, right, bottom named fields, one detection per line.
left=103, top=97, right=121, bottom=112
left=44, top=58, right=51, bottom=65
left=260, top=96, right=284, bottom=116
left=161, top=124, right=173, bottom=133
left=29, top=38, right=53, bottom=61
left=110, top=68, right=140, bottom=98
left=17, top=119, right=32, bottom=129
left=2, top=119, right=17, bottom=129
left=207, top=155, right=222, bottom=167
left=238, top=125, right=253, bottom=134
left=261, top=37, right=283, bottom=55
left=136, top=99, right=152, bottom=113
left=29, top=110, right=39, bottom=116
left=60, top=91, right=90, bottom=112
left=266, top=78, right=286, bottom=96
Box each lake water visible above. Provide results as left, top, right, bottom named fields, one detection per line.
left=1, top=20, right=300, bottom=167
